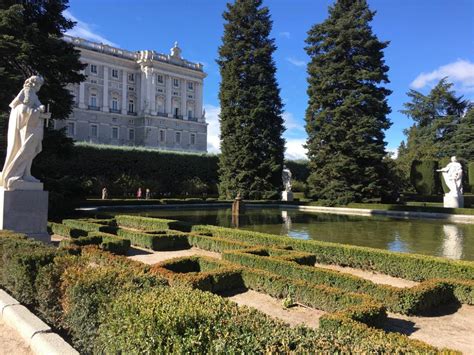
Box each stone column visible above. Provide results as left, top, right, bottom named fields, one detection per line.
left=181, top=79, right=187, bottom=120
left=165, top=75, right=172, bottom=117
left=140, top=70, right=147, bottom=113
left=196, top=82, right=203, bottom=122
left=79, top=70, right=86, bottom=109
left=121, top=70, right=127, bottom=114
left=102, top=66, right=109, bottom=112
left=149, top=70, right=156, bottom=115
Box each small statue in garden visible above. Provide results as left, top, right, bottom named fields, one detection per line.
left=282, top=165, right=292, bottom=192
left=437, top=156, right=463, bottom=197
left=0, top=75, right=49, bottom=190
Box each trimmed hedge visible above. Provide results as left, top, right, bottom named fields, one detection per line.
left=116, top=228, right=189, bottom=250
left=62, top=219, right=117, bottom=234
left=0, top=230, right=452, bottom=353
left=1, top=238, right=59, bottom=306
left=94, top=286, right=436, bottom=354
left=410, top=160, right=440, bottom=195
left=187, top=233, right=254, bottom=252
left=223, top=249, right=456, bottom=314
left=190, top=224, right=474, bottom=282
left=58, top=232, right=130, bottom=256
left=151, top=256, right=244, bottom=293
left=115, top=215, right=190, bottom=232
left=48, top=222, right=88, bottom=238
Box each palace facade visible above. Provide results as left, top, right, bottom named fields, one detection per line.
left=55, top=35, right=207, bottom=152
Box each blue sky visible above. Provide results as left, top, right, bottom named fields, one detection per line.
left=65, top=0, right=474, bottom=159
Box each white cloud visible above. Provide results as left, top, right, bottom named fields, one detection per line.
left=411, top=59, right=474, bottom=92
left=279, top=32, right=291, bottom=39
left=285, top=138, right=308, bottom=160
left=283, top=111, right=304, bottom=131
left=204, top=104, right=221, bottom=154
left=64, top=10, right=118, bottom=47
left=286, top=57, right=307, bottom=67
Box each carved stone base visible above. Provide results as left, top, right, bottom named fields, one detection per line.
left=0, top=188, right=50, bottom=243
left=443, top=195, right=464, bottom=208
left=281, top=191, right=293, bottom=202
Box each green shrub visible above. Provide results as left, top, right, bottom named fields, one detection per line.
left=187, top=233, right=253, bottom=252
left=35, top=255, right=87, bottom=328
left=62, top=219, right=117, bottom=233
left=63, top=264, right=166, bottom=354
left=151, top=256, right=244, bottom=293
left=48, top=222, right=88, bottom=238
left=98, top=233, right=131, bottom=255
left=95, top=287, right=358, bottom=354
left=1, top=238, right=58, bottom=306
left=224, top=249, right=456, bottom=314
left=410, top=160, right=440, bottom=195
left=115, top=215, right=191, bottom=232
left=318, top=314, right=437, bottom=353
left=59, top=235, right=103, bottom=248
left=191, top=224, right=474, bottom=282
left=116, top=228, right=189, bottom=250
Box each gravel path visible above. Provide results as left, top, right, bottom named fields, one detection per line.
left=0, top=319, right=32, bottom=355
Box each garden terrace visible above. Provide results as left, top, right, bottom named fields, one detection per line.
left=1, top=230, right=446, bottom=353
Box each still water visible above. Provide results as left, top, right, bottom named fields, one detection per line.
left=113, top=207, right=474, bottom=261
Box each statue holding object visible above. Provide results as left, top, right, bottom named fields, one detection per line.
left=0, top=75, right=50, bottom=191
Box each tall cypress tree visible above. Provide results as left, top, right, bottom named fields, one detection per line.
left=217, top=0, right=285, bottom=200
left=305, top=0, right=392, bottom=204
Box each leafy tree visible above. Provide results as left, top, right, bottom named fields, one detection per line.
left=217, top=0, right=285, bottom=199
left=305, top=0, right=392, bottom=204
left=0, top=0, right=85, bottom=153
left=397, top=79, right=470, bottom=180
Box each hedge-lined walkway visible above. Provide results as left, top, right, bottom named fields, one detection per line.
left=125, top=244, right=474, bottom=353
left=0, top=320, right=32, bottom=355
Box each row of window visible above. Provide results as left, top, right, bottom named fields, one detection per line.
left=87, top=64, right=195, bottom=90
left=67, top=122, right=196, bottom=145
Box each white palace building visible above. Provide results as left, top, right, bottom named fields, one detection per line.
left=55, top=35, right=207, bottom=152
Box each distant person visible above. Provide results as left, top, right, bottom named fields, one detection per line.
left=137, top=187, right=142, bottom=199
left=145, top=188, right=151, bottom=200
left=101, top=187, right=108, bottom=200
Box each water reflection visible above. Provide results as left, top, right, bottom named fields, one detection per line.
left=442, top=225, right=463, bottom=259
left=281, top=210, right=292, bottom=235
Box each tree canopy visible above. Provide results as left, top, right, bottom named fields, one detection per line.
left=305, top=0, right=392, bottom=204
left=217, top=0, right=285, bottom=199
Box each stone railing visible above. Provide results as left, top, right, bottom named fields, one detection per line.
left=63, top=35, right=204, bottom=72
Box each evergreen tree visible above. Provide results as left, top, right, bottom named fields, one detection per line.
left=397, top=79, right=470, bottom=179
left=0, top=0, right=85, bottom=152
left=217, top=0, right=285, bottom=199
left=452, top=106, right=474, bottom=160
left=305, top=0, right=391, bottom=204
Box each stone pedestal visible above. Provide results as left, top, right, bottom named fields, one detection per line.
left=281, top=191, right=293, bottom=202
left=443, top=195, right=464, bottom=208
left=0, top=188, right=50, bottom=242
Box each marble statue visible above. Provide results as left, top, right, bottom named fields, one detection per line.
left=281, top=166, right=293, bottom=201
left=0, top=76, right=50, bottom=242
left=437, top=156, right=464, bottom=208
left=0, top=76, right=46, bottom=190
left=437, top=157, right=463, bottom=196
left=282, top=166, right=292, bottom=192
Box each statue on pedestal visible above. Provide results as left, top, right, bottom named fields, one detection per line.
left=0, top=76, right=48, bottom=191
left=437, top=156, right=464, bottom=208
left=281, top=166, right=293, bottom=201
left=0, top=75, right=50, bottom=242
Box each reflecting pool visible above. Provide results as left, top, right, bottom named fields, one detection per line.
left=108, top=207, right=474, bottom=261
